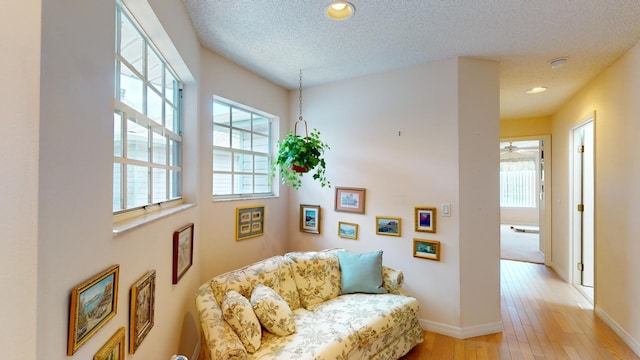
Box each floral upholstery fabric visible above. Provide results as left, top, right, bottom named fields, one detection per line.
left=222, top=291, right=262, bottom=353
left=210, top=256, right=301, bottom=311
left=381, top=266, right=403, bottom=294
left=285, top=250, right=342, bottom=308
left=251, top=284, right=296, bottom=336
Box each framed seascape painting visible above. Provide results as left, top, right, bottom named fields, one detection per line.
left=173, top=223, right=194, bottom=284
left=376, top=216, right=401, bottom=236
left=415, top=207, right=437, bottom=233
left=67, top=265, right=119, bottom=356
left=338, top=221, right=358, bottom=240
left=94, top=327, right=125, bottom=360
left=335, top=187, right=366, bottom=214
left=300, top=204, right=321, bottom=234
left=236, top=206, right=265, bottom=240
left=130, top=270, right=156, bottom=354
left=414, top=238, right=441, bottom=261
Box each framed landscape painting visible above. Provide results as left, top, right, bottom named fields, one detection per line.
left=67, top=265, right=119, bottom=356
left=173, top=223, right=194, bottom=284
left=414, top=238, right=440, bottom=261
left=130, top=270, right=156, bottom=354
left=376, top=216, right=401, bottom=236
left=335, top=187, right=366, bottom=214
left=94, top=327, right=125, bottom=360
left=300, top=204, right=321, bottom=234
left=338, top=222, right=358, bottom=239
left=415, top=207, right=437, bottom=233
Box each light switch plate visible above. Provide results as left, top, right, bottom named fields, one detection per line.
left=442, top=203, right=451, bottom=217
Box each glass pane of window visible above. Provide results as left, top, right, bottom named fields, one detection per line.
left=113, top=163, right=122, bottom=211
left=170, top=139, right=181, bottom=167
left=253, top=115, right=269, bottom=135
left=232, top=108, right=251, bottom=130
left=234, top=175, right=253, bottom=195
left=234, top=153, right=253, bottom=172
left=166, top=103, right=178, bottom=133
left=500, top=160, right=536, bottom=208
left=166, top=69, right=178, bottom=105
left=152, top=168, right=167, bottom=203
left=213, top=150, right=232, bottom=171
left=213, top=102, right=230, bottom=125
left=231, top=129, right=251, bottom=150
left=253, top=133, right=269, bottom=153
left=127, top=165, right=149, bottom=208
left=147, top=45, right=163, bottom=91
left=213, top=173, right=231, bottom=195
left=147, top=86, right=163, bottom=123
left=120, top=14, right=144, bottom=74
left=127, top=118, right=149, bottom=161
left=120, top=64, right=144, bottom=113
left=170, top=170, right=182, bottom=198
left=114, top=112, right=123, bottom=157
left=255, top=175, right=269, bottom=193
left=152, top=130, right=167, bottom=164
left=255, top=155, right=269, bottom=173
left=213, top=125, right=230, bottom=147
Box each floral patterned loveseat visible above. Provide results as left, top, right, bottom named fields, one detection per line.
left=195, top=249, right=423, bottom=360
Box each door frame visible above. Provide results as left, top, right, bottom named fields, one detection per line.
left=500, top=134, right=552, bottom=265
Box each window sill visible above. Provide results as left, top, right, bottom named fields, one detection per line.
left=213, top=195, right=278, bottom=202
left=113, top=203, right=196, bottom=236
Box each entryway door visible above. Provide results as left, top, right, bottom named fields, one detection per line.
left=572, top=117, right=595, bottom=299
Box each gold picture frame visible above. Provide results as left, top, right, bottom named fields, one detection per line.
left=129, top=270, right=156, bottom=354
left=67, top=265, right=119, bottom=356
left=236, top=206, right=265, bottom=240
left=300, top=204, right=321, bottom=234
left=415, top=206, right=437, bottom=233
left=414, top=238, right=441, bottom=261
left=94, top=327, right=125, bottom=360
left=376, top=216, right=401, bottom=236
left=338, top=222, right=358, bottom=239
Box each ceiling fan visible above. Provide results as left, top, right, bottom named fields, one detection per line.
left=500, top=142, right=540, bottom=156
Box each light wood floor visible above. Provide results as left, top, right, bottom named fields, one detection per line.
left=401, top=260, right=640, bottom=359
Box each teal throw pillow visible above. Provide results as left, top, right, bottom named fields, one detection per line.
left=337, top=250, right=387, bottom=294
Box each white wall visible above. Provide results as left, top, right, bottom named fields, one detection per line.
left=0, top=1, right=40, bottom=359
left=37, top=0, right=203, bottom=359
left=500, top=207, right=539, bottom=225
left=197, top=50, right=291, bottom=282
left=552, top=41, right=640, bottom=353
left=285, top=58, right=501, bottom=337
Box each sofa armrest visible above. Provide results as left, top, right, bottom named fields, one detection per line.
left=382, top=266, right=404, bottom=294
left=196, top=283, right=248, bottom=360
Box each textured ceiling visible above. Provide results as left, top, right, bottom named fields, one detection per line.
left=182, top=0, right=640, bottom=119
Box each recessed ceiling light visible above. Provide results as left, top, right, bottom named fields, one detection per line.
left=526, top=87, right=548, bottom=94
left=549, top=57, right=569, bottom=69
left=326, top=1, right=355, bottom=20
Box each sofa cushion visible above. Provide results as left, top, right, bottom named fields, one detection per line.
left=337, top=250, right=387, bottom=295
left=221, top=290, right=262, bottom=353
left=210, top=255, right=301, bottom=311
left=251, top=284, right=296, bottom=336
left=285, top=250, right=341, bottom=308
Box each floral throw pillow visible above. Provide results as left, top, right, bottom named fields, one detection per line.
left=250, top=284, right=296, bottom=336
left=221, top=291, right=262, bottom=353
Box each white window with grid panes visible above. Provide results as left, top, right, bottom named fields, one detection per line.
left=113, top=4, right=183, bottom=213
left=212, top=98, right=273, bottom=199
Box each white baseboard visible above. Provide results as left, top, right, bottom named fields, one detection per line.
left=595, top=306, right=640, bottom=357
left=419, top=319, right=503, bottom=339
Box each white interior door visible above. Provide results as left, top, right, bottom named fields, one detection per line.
left=573, top=121, right=594, bottom=288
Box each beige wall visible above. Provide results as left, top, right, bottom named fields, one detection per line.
left=551, top=42, right=640, bottom=352
left=500, top=116, right=552, bottom=138
left=285, top=58, right=501, bottom=338
left=0, top=1, right=40, bottom=358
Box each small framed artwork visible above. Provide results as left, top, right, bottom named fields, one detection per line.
left=335, top=187, right=366, bottom=214
left=338, top=222, right=358, bottom=239
left=67, top=265, right=119, bottom=356
left=173, top=223, right=194, bottom=284
left=376, top=216, right=401, bottom=236
left=300, top=204, right=321, bottom=234
left=236, top=206, right=265, bottom=240
left=94, top=327, right=125, bottom=360
left=129, top=270, right=156, bottom=354
left=414, top=238, right=441, bottom=261
left=415, top=207, right=437, bottom=233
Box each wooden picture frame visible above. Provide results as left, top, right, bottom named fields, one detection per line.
left=173, top=223, right=194, bottom=284
left=338, top=222, right=358, bottom=239
left=94, top=327, right=125, bottom=360
left=300, top=204, right=321, bottom=234
left=415, top=206, right=437, bottom=233
left=129, top=270, right=156, bottom=354
left=376, top=216, right=401, bottom=236
left=236, top=206, right=265, bottom=240
left=414, top=238, right=441, bottom=261
left=67, top=265, right=119, bottom=356
left=335, top=187, right=366, bottom=214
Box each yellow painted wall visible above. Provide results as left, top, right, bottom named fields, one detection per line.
left=500, top=116, right=552, bottom=138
